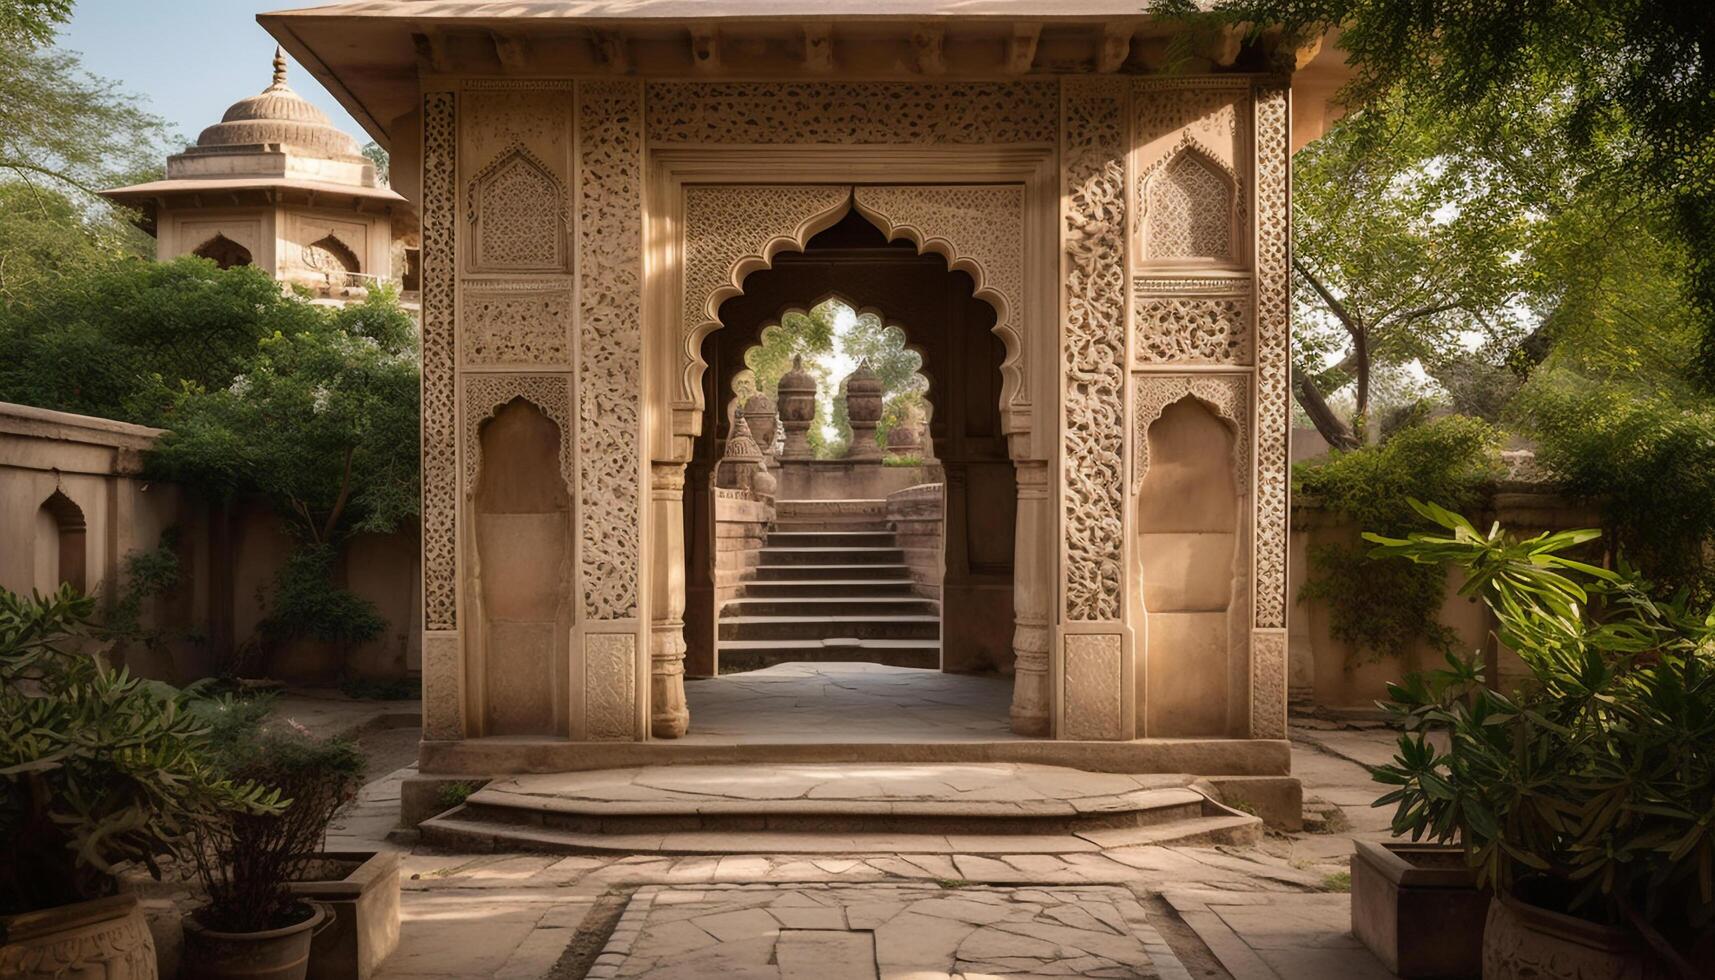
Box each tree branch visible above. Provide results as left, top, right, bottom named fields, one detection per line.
left=319, top=446, right=356, bottom=544
left=1292, top=361, right=1361, bottom=451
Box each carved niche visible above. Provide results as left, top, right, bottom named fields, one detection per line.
left=461, top=89, right=572, bottom=274
left=1060, top=78, right=1129, bottom=625
left=1133, top=79, right=1249, bottom=269
left=461, top=375, right=575, bottom=492
left=1131, top=375, right=1250, bottom=497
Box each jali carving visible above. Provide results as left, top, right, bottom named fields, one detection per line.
left=1061, top=77, right=1129, bottom=623
left=1063, top=633, right=1125, bottom=740
left=1133, top=295, right=1251, bottom=364
left=1143, top=147, right=1236, bottom=261
left=1133, top=375, right=1250, bottom=496
left=585, top=632, right=637, bottom=741
left=853, top=184, right=1028, bottom=396
left=421, top=90, right=458, bottom=631
left=1253, top=82, right=1292, bottom=631
left=1133, top=78, right=1245, bottom=149
left=467, top=143, right=568, bottom=271
left=680, top=184, right=852, bottom=402
left=645, top=81, right=1057, bottom=145
left=577, top=81, right=643, bottom=622
left=462, top=284, right=572, bottom=366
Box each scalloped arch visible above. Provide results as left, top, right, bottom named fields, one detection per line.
left=1131, top=375, right=1250, bottom=498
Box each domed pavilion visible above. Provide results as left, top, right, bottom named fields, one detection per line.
left=102, top=49, right=409, bottom=301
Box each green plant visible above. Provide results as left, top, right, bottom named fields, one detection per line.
left=259, top=545, right=385, bottom=651
left=435, top=781, right=480, bottom=810
left=882, top=454, right=924, bottom=467
left=189, top=706, right=366, bottom=933
left=1321, top=871, right=1352, bottom=893
left=1366, top=501, right=1715, bottom=973
left=0, top=586, right=281, bottom=914
left=1294, top=416, right=1501, bottom=663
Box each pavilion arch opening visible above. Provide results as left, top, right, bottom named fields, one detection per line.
left=192, top=233, right=253, bottom=270
left=681, top=206, right=1017, bottom=734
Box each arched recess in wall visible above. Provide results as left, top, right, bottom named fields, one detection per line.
left=305, top=233, right=361, bottom=284
left=466, top=392, right=574, bottom=737
left=467, top=144, right=567, bottom=272
left=1142, top=145, right=1239, bottom=263
left=35, top=489, right=88, bottom=594
left=1132, top=379, right=1250, bottom=738
left=193, top=233, right=253, bottom=270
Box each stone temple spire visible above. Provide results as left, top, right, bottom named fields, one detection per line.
left=271, top=47, right=288, bottom=89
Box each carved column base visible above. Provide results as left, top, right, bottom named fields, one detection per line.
left=650, top=623, right=689, bottom=738
left=1010, top=622, right=1051, bottom=736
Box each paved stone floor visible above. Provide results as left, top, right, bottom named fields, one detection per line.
left=680, top=662, right=1017, bottom=743
left=249, top=692, right=1414, bottom=979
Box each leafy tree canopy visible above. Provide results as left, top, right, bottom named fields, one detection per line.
left=0, top=180, right=150, bottom=303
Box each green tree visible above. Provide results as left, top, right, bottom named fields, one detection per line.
left=0, top=180, right=150, bottom=303
left=0, top=0, right=71, bottom=46
left=837, top=309, right=926, bottom=451
left=1220, top=0, right=1715, bottom=384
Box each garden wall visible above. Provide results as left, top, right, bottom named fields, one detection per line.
left=0, top=401, right=420, bottom=686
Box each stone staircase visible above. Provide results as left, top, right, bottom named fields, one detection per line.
left=416, top=763, right=1264, bottom=855
left=717, top=498, right=940, bottom=672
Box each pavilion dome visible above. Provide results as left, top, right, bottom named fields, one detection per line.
left=195, top=49, right=361, bottom=159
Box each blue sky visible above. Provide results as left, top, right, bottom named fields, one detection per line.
left=60, top=1, right=365, bottom=147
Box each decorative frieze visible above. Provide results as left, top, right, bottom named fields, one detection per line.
left=646, top=81, right=1058, bottom=144
left=1133, top=295, right=1251, bottom=365
left=420, top=90, right=458, bottom=632
left=461, top=282, right=572, bottom=366
left=1060, top=77, right=1129, bottom=624
left=577, top=80, right=644, bottom=622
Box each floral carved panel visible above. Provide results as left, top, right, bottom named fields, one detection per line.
left=1252, top=81, right=1291, bottom=632
left=461, top=90, right=572, bottom=274
left=646, top=81, right=1057, bottom=145
left=584, top=632, right=637, bottom=741
left=679, top=184, right=852, bottom=402
left=421, top=90, right=459, bottom=632
left=1063, top=633, right=1125, bottom=740
left=1132, top=375, right=1249, bottom=497
left=578, top=80, right=643, bottom=622
left=1133, top=293, right=1252, bottom=365
left=1061, top=77, right=1129, bottom=624
left=461, top=282, right=572, bottom=367
left=1133, top=79, right=1249, bottom=269
left=852, top=184, right=1028, bottom=399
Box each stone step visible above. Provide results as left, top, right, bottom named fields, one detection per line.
left=741, top=580, right=919, bottom=598
left=415, top=764, right=1261, bottom=854
left=763, top=530, right=898, bottom=548
left=719, top=614, right=941, bottom=641
left=770, top=519, right=892, bottom=533
left=752, top=563, right=912, bottom=581
left=721, top=596, right=939, bottom=617
left=775, top=498, right=887, bottom=518
left=717, top=639, right=940, bottom=671
left=758, top=546, right=905, bottom=566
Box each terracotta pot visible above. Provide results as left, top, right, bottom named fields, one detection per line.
left=0, top=893, right=158, bottom=980
left=1482, top=892, right=1669, bottom=980
left=181, top=903, right=328, bottom=980
left=1350, top=841, right=1486, bottom=978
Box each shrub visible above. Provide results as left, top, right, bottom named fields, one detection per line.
left=1367, top=501, right=1715, bottom=969
left=0, top=586, right=280, bottom=914
left=1294, top=416, right=1502, bottom=662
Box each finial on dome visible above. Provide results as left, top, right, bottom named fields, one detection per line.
left=271, top=47, right=288, bottom=88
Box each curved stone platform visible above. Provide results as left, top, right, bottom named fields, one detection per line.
left=419, top=763, right=1261, bottom=854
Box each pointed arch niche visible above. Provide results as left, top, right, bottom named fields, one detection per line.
left=1141, top=142, right=1241, bottom=265
left=35, top=489, right=88, bottom=595
left=192, top=233, right=253, bottom=270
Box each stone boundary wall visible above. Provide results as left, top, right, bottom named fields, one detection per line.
left=1288, top=484, right=1597, bottom=711
left=713, top=488, right=774, bottom=610
left=887, top=483, right=945, bottom=601
left=0, top=401, right=420, bottom=685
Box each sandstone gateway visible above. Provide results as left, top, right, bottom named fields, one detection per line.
left=260, top=2, right=1347, bottom=796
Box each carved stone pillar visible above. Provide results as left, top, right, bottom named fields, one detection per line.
left=777, top=355, right=817, bottom=460
left=1010, top=459, right=1052, bottom=736
left=649, top=462, right=689, bottom=738
left=843, top=359, right=883, bottom=461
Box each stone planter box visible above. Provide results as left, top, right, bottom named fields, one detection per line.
left=288, top=851, right=401, bottom=980
left=1483, top=892, right=1671, bottom=980
left=1350, top=840, right=1486, bottom=978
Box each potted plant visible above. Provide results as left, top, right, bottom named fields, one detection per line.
left=1, top=586, right=281, bottom=980
left=180, top=706, right=364, bottom=980
left=1364, top=501, right=1714, bottom=979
